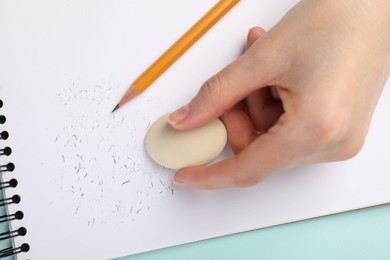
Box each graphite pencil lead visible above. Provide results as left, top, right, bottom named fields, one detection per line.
left=112, top=104, right=120, bottom=113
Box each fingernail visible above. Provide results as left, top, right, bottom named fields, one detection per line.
left=173, top=176, right=189, bottom=187
left=168, top=104, right=190, bottom=126
left=247, top=27, right=256, bottom=49
left=246, top=28, right=252, bottom=50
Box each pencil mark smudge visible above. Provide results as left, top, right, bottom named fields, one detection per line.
left=121, top=180, right=130, bottom=186
left=55, top=80, right=176, bottom=226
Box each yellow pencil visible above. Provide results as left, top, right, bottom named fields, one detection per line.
left=113, top=0, right=240, bottom=112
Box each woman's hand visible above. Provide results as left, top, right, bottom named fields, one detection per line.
left=169, top=0, right=390, bottom=189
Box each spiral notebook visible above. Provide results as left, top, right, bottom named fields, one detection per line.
left=1, top=0, right=390, bottom=259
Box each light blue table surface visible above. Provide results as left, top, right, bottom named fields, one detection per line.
left=117, top=204, right=390, bottom=260
left=1, top=188, right=389, bottom=260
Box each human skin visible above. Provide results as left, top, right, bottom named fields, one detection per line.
left=168, top=0, right=390, bottom=190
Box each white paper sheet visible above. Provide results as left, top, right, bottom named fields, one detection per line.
left=0, top=0, right=389, bottom=259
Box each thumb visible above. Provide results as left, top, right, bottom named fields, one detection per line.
left=173, top=118, right=298, bottom=190
left=168, top=28, right=270, bottom=130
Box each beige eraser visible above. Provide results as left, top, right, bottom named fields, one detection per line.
left=145, top=114, right=227, bottom=169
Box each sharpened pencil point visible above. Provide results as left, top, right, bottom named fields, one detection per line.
left=112, top=104, right=120, bottom=113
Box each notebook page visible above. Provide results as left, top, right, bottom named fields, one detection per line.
left=0, top=0, right=389, bottom=259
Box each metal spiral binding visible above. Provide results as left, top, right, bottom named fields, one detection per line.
left=0, top=99, right=30, bottom=257
left=0, top=194, right=20, bottom=207
left=0, top=243, right=30, bottom=258
left=0, top=163, right=14, bottom=173
left=0, top=211, right=23, bottom=224
left=0, top=131, right=8, bottom=140
left=0, top=227, right=27, bottom=241
left=0, top=147, right=11, bottom=156
left=0, top=178, right=18, bottom=190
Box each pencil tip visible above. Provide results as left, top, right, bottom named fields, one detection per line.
left=112, top=104, right=120, bottom=113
